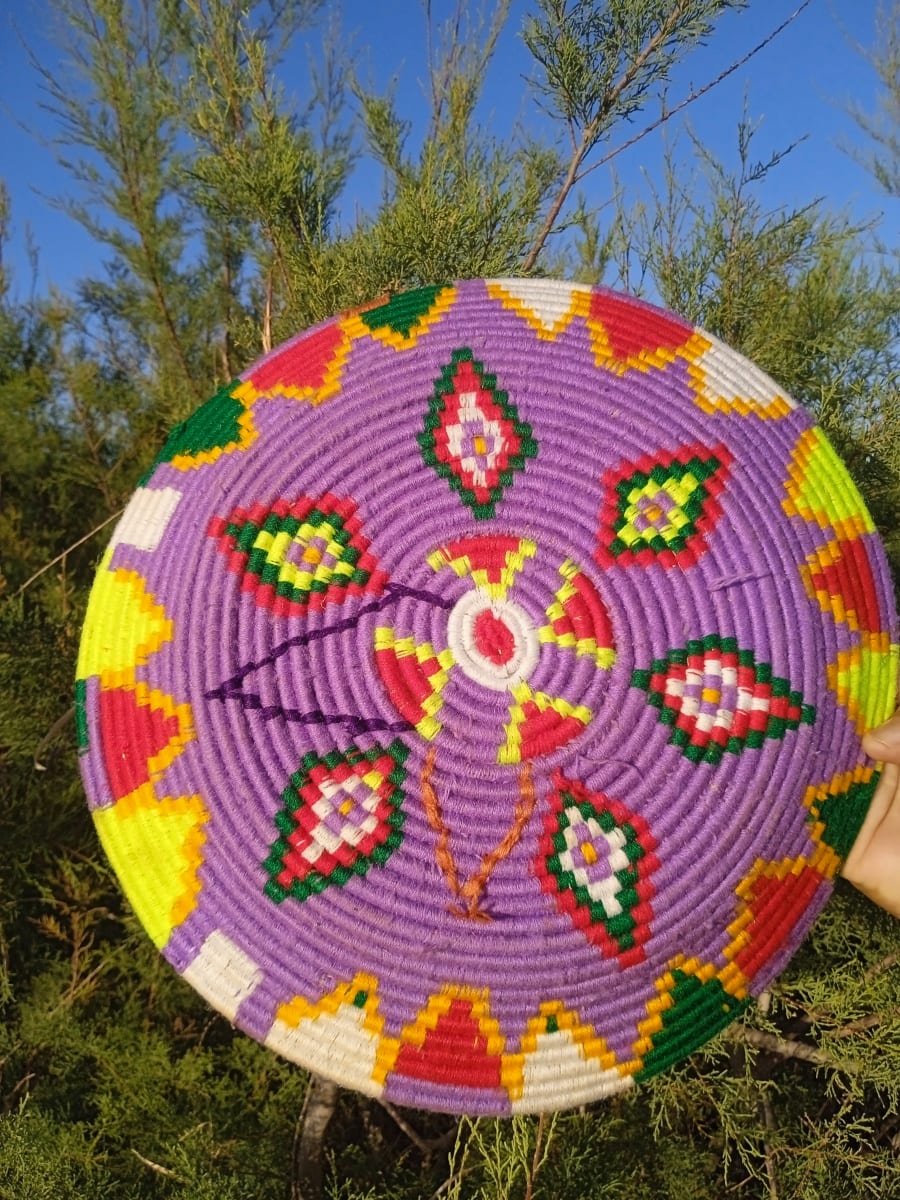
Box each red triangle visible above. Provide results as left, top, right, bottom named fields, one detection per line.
left=733, top=865, right=824, bottom=980
left=394, top=999, right=502, bottom=1088
left=589, top=292, right=692, bottom=362
left=247, top=321, right=345, bottom=393
left=517, top=703, right=588, bottom=760
left=560, top=570, right=614, bottom=647
left=437, top=535, right=525, bottom=583
left=807, top=537, right=881, bottom=633
left=99, top=688, right=180, bottom=801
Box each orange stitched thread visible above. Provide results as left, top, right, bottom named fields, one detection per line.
left=460, top=761, right=537, bottom=918
left=421, top=745, right=463, bottom=901
left=421, top=749, right=538, bottom=922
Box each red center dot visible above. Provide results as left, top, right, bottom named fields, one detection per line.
left=473, top=608, right=517, bottom=665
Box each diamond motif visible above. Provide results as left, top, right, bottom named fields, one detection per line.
left=595, top=442, right=733, bottom=568
left=631, top=635, right=816, bottom=764
left=536, top=774, right=658, bottom=967
left=263, top=741, right=408, bottom=903
left=418, top=349, right=537, bottom=519
left=208, top=493, right=387, bottom=617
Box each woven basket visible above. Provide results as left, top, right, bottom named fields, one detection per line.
left=77, top=279, right=899, bottom=1115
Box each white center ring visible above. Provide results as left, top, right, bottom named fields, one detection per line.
left=446, top=590, right=540, bottom=692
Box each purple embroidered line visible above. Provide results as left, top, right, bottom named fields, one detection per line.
left=207, top=581, right=453, bottom=695
left=215, top=692, right=411, bottom=736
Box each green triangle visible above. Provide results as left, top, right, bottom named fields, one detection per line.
left=635, top=970, right=749, bottom=1081
left=814, top=772, right=881, bottom=859
left=358, top=286, right=445, bottom=337
left=152, top=380, right=245, bottom=469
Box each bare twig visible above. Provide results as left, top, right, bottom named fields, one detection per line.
left=833, top=1008, right=900, bottom=1038
left=759, top=1090, right=779, bottom=1200
left=11, top=510, right=124, bottom=599
left=291, top=1074, right=339, bottom=1200
left=862, top=951, right=899, bottom=987
left=731, top=1026, right=858, bottom=1072
left=377, top=1099, right=456, bottom=1156
left=33, top=706, right=75, bottom=771
left=582, top=0, right=814, bottom=182
left=130, top=1149, right=183, bottom=1180
left=525, top=1111, right=547, bottom=1200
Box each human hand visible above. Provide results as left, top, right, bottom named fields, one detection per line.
left=841, top=711, right=900, bottom=917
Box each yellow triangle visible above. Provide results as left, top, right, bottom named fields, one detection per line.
left=77, top=548, right=173, bottom=685
left=827, top=633, right=900, bottom=734
left=783, top=429, right=875, bottom=539
left=93, top=789, right=208, bottom=948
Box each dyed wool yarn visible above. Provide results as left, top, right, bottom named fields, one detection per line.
left=76, top=279, right=899, bottom=1114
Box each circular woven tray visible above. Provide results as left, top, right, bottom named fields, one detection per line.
left=77, top=279, right=899, bottom=1114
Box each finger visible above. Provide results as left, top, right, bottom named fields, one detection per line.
left=862, top=710, right=900, bottom=764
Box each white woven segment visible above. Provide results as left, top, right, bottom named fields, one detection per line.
left=511, top=1029, right=633, bottom=1114
left=181, top=930, right=262, bottom=1022
left=110, top=486, right=183, bottom=552
left=693, top=335, right=796, bottom=414
left=265, top=1003, right=384, bottom=1097
left=486, top=278, right=589, bottom=334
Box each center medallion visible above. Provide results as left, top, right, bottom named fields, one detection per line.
left=447, top=590, right=540, bottom=691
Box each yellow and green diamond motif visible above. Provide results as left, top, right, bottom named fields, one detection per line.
left=209, top=494, right=387, bottom=616
left=596, top=443, right=733, bottom=568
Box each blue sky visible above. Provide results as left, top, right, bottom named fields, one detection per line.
left=0, top=0, right=891, bottom=299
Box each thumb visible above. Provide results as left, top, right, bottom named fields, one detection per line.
left=863, top=711, right=900, bottom=764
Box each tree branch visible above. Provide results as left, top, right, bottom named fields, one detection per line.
left=582, top=0, right=814, bottom=181
left=731, top=1026, right=859, bottom=1072
left=522, top=0, right=813, bottom=271
left=11, top=509, right=124, bottom=599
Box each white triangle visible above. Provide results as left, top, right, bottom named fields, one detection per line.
left=512, top=1028, right=631, bottom=1112
left=266, top=1001, right=382, bottom=1096
left=487, top=278, right=587, bottom=335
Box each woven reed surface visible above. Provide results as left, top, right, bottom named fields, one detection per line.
left=76, top=279, right=900, bottom=1115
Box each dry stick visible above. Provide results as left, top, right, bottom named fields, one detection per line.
left=521, top=0, right=813, bottom=272
left=130, top=1149, right=183, bottom=1180
left=378, top=1099, right=456, bottom=1156
left=33, top=705, right=75, bottom=771
left=524, top=1111, right=547, bottom=1200
left=761, top=1093, right=779, bottom=1200
left=731, top=1026, right=858, bottom=1072
left=582, top=0, right=814, bottom=184
left=292, top=1074, right=340, bottom=1200
left=522, top=0, right=691, bottom=272
left=11, top=509, right=124, bottom=599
